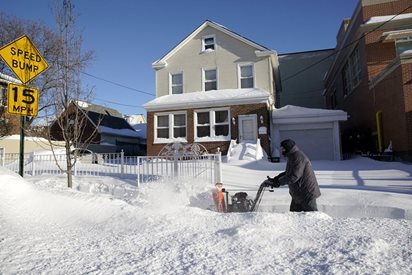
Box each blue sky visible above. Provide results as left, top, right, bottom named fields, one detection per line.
left=1, top=0, right=358, bottom=117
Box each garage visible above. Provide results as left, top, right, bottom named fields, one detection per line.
left=271, top=105, right=347, bottom=160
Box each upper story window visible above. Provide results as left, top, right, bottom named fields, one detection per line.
left=395, top=36, right=412, bottom=55
left=170, top=73, right=183, bottom=94
left=342, top=46, right=361, bottom=96
left=239, top=64, right=254, bottom=88
left=155, top=112, right=187, bottom=143
left=195, top=108, right=230, bottom=141
left=203, top=68, right=217, bottom=91
left=202, top=35, right=215, bottom=51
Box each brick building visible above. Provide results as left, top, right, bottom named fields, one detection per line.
left=324, top=0, right=412, bottom=160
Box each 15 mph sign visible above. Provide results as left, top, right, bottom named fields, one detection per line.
left=0, top=35, right=49, bottom=84
left=7, top=83, right=39, bottom=117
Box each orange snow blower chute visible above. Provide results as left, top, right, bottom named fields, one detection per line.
left=212, top=182, right=226, bottom=212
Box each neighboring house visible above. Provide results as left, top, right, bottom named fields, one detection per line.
left=145, top=20, right=279, bottom=157
left=50, top=101, right=145, bottom=156
left=278, top=49, right=335, bottom=108
left=0, top=134, right=65, bottom=154
left=323, top=0, right=412, bottom=160
left=0, top=72, right=21, bottom=136
left=125, top=114, right=146, bottom=125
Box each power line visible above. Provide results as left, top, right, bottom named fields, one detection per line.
left=94, top=97, right=146, bottom=109
left=280, top=3, right=412, bottom=83
left=81, top=71, right=155, bottom=96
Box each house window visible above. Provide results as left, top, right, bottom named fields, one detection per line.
left=395, top=37, right=412, bottom=55
left=195, top=109, right=230, bottom=141
left=204, top=69, right=217, bottom=91
left=155, top=112, right=187, bottom=142
left=342, top=46, right=361, bottom=96
left=0, top=85, right=6, bottom=105
left=170, top=73, right=183, bottom=94
left=239, top=64, right=254, bottom=88
left=202, top=35, right=215, bottom=51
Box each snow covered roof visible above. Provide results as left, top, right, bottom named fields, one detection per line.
left=0, top=72, right=21, bottom=84
left=144, top=88, right=272, bottom=111
left=98, top=126, right=143, bottom=139
left=364, top=13, right=412, bottom=25
left=152, top=20, right=275, bottom=69
left=272, top=105, right=347, bottom=124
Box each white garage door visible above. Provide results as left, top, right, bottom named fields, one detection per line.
left=279, top=128, right=334, bottom=160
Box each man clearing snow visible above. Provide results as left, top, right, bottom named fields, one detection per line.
left=265, top=139, right=321, bottom=212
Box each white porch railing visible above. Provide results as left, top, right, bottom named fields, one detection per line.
left=0, top=151, right=221, bottom=186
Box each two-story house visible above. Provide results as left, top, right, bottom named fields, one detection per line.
left=324, top=0, right=412, bottom=161
left=144, top=20, right=279, bottom=157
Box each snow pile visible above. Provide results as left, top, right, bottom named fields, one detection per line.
left=1, top=157, right=412, bottom=274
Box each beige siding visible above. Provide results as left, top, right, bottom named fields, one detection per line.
left=155, top=26, right=273, bottom=96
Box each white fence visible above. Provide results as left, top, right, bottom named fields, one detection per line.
left=0, top=151, right=222, bottom=186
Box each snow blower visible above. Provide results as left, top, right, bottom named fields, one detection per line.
left=222, top=176, right=275, bottom=212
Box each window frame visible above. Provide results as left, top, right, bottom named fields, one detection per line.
left=169, top=72, right=183, bottom=95
left=202, top=68, right=218, bottom=91
left=342, top=46, right=361, bottom=97
left=154, top=111, right=187, bottom=144
left=202, top=35, right=216, bottom=52
left=395, top=36, right=412, bottom=55
left=194, top=108, right=231, bottom=142
left=238, top=63, right=255, bottom=89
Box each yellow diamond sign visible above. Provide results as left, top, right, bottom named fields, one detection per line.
left=0, top=35, right=49, bottom=84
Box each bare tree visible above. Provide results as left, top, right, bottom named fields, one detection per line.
left=46, top=0, right=95, bottom=188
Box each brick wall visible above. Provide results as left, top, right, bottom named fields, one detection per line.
left=325, top=0, right=412, bottom=158
left=147, top=103, right=271, bottom=157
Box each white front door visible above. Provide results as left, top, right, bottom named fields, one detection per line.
left=238, top=115, right=257, bottom=142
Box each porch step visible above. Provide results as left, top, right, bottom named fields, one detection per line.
left=227, top=141, right=264, bottom=162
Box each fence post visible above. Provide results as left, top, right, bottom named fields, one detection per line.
left=31, top=151, right=36, bottom=176
left=214, top=150, right=222, bottom=184
left=0, top=148, right=4, bottom=167
left=121, top=150, right=124, bottom=176
left=136, top=157, right=140, bottom=187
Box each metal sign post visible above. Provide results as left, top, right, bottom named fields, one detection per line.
left=0, top=35, right=48, bottom=176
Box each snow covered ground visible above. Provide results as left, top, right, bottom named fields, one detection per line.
left=1, top=156, right=412, bottom=274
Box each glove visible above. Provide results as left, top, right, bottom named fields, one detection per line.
left=263, top=177, right=280, bottom=188
left=263, top=179, right=273, bottom=187
left=271, top=177, right=280, bottom=188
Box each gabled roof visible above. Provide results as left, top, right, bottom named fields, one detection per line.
left=144, top=88, right=272, bottom=111
left=152, top=20, right=275, bottom=69
left=73, top=102, right=139, bottom=137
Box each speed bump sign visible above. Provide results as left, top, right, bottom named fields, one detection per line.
left=0, top=35, right=49, bottom=84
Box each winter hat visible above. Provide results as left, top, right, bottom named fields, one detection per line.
left=280, top=139, right=296, bottom=154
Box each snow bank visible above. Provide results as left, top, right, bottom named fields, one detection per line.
left=1, top=157, right=412, bottom=274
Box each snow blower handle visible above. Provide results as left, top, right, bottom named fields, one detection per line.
left=264, top=176, right=280, bottom=189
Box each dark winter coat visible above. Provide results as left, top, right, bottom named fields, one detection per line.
left=278, top=145, right=321, bottom=203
